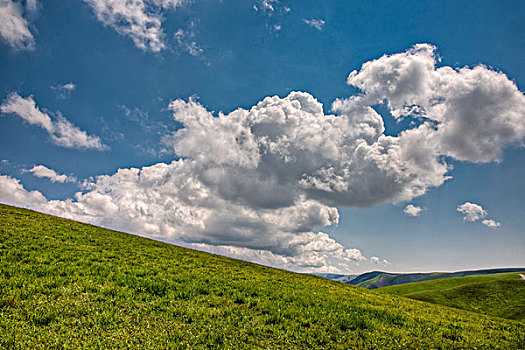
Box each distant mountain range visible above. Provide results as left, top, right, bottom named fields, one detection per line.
left=311, top=273, right=358, bottom=284
left=317, top=268, right=525, bottom=289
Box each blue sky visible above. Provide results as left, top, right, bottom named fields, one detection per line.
left=1, top=0, right=524, bottom=273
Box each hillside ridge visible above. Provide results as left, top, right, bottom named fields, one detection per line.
left=1, top=204, right=524, bottom=348
left=380, top=272, right=525, bottom=321
left=320, top=268, right=525, bottom=289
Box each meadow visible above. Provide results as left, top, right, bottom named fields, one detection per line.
left=345, top=268, right=525, bottom=289
left=380, top=272, right=525, bottom=321
left=1, top=204, right=524, bottom=349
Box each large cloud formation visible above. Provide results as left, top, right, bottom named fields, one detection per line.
left=346, top=44, right=525, bottom=163
left=1, top=44, right=524, bottom=272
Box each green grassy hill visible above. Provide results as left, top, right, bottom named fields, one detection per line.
left=1, top=204, right=524, bottom=349
left=380, top=272, right=525, bottom=321
left=346, top=268, right=525, bottom=289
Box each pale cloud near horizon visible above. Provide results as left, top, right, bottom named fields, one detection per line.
left=1, top=44, right=522, bottom=272
left=303, top=18, right=325, bottom=31
left=370, top=256, right=390, bottom=266
left=0, top=175, right=47, bottom=210
left=25, top=165, right=76, bottom=183
left=84, top=0, right=184, bottom=52
left=0, top=93, right=108, bottom=150
left=0, top=0, right=35, bottom=50
left=404, top=204, right=424, bottom=217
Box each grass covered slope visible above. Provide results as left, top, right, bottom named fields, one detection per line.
left=380, top=272, right=525, bottom=321
left=0, top=204, right=524, bottom=349
left=347, top=269, right=525, bottom=289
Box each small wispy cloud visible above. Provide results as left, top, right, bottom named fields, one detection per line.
left=119, top=104, right=172, bottom=156
left=175, top=28, right=203, bottom=57
left=370, top=256, right=391, bottom=266
left=25, top=0, right=39, bottom=14
left=173, top=20, right=209, bottom=64
left=119, top=104, right=169, bottom=135
left=481, top=219, right=501, bottom=228
left=253, top=0, right=290, bottom=17
left=51, top=82, right=76, bottom=99
left=303, top=18, right=325, bottom=31
left=254, top=0, right=279, bottom=13
left=0, top=93, right=108, bottom=150
left=25, top=165, right=76, bottom=183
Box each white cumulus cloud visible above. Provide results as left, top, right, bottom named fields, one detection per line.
left=84, top=0, right=183, bottom=52
left=346, top=44, right=525, bottom=163
left=457, top=202, right=501, bottom=228
left=404, top=204, right=424, bottom=216
left=26, top=165, right=76, bottom=183
left=0, top=93, right=108, bottom=150
left=1, top=44, right=523, bottom=272
left=0, top=175, right=47, bottom=209
left=0, top=0, right=35, bottom=50
left=0, top=169, right=364, bottom=273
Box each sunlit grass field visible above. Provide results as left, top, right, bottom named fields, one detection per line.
left=380, top=271, right=525, bottom=321
left=1, top=204, right=524, bottom=349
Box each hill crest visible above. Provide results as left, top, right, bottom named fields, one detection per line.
left=1, top=203, right=523, bottom=348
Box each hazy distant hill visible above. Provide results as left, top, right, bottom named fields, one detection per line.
left=311, top=273, right=357, bottom=283
left=322, top=268, right=525, bottom=289
left=380, top=272, right=525, bottom=321
left=1, top=204, right=523, bottom=348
